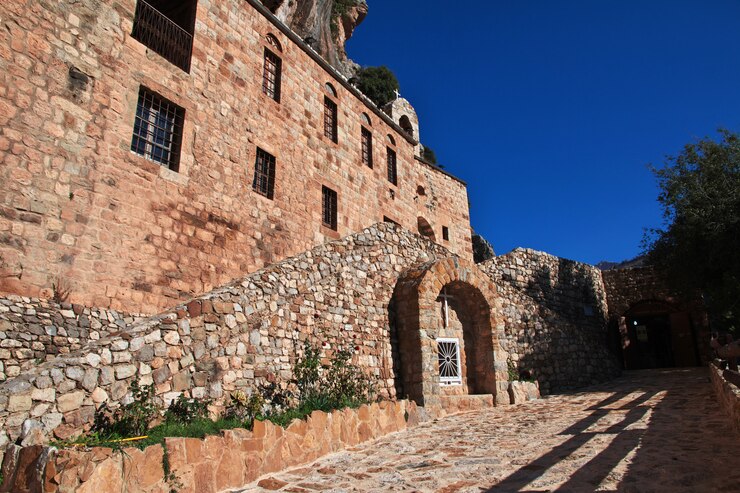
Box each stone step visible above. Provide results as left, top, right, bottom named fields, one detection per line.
left=440, top=394, right=494, bottom=414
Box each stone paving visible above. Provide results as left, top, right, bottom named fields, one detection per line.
left=227, top=368, right=740, bottom=492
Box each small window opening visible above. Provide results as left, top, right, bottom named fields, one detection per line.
left=399, top=115, right=414, bottom=138
left=322, top=185, right=338, bottom=230
left=252, top=148, right=276, bottom=199
left=262, top=48, right=282, bottom=102
left=324, top=82, right=337, bottom=97
left=442, top=226, right=449, bottom=241
left=361, top=112, right=371, bottom=126
left=361, top=127, right=373, bottom=168
left=324, top=96, right=338, bottom=143
left=131, top=86, right=185, bottom=171
left=386, top=147, right=397, bottom=185
left=417, top=185, right=426, bottom=196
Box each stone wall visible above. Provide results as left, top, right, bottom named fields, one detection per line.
left=0, top=399, right=419, bottom=493
left=0, top=224, right=450, bottom=447
left=0, top=0, right=472, bottom=314
left=709, top=363, right=740, bottom=433
left=0, top=296, right=142, bottom=381
left=480, top=248, right=621, bottom=394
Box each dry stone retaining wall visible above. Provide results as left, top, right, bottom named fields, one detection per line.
left=481, top=248, right=621, bottom=394
left=709, top=363, right=740, bottom=433
left=0, top=224, right=449, bottom=447
left=0, top=296, right=142, bottom=381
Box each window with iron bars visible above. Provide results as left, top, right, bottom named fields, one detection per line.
left=130, top=86, right=185, bottom=171
left=361, top=127, right=373, bottom=168
left=324, top=96, right=337, bottom=143
left=131, top=0, right=196, bottom=73
left=322, top=186, right=337, bottom=230
left=387, top=147, right=397, bottom=185
left=252, top=148, right=276, bottom=199
left=262, top=48, right=282, bottom=102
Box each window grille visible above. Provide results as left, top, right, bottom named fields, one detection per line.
left=324, top=96, right=337, bottom=143
left=437, top=338, right=462, bottom=385
left=442, top=226, right=449, bottom=241
left=262, top=48, right=281, bottom=102
left=322, top=186, right=337, bottom=230
left=387, top=147, right=397, bottom=185
left=361, top=127, right=373, bottom=168
left=252, top=148, right=276, bottom=199
left=131, top=0, right=196, bottom=73
left=130, top=86, right=185, bottom=171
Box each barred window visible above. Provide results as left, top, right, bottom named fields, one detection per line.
left=322, top=185, right=337, bottom=230
left=252, top=148, right=276, bottom=199
left=387, top=147, right=397, bottom=185
left=131, top=0, right=196, bottom=73
left=131, top=86, right=185, bottom=171
left=324, top=96, right=337, bottom=143
left=262, top=48, right=281, bottom=102
left=361, top=127, right=373, bottom=168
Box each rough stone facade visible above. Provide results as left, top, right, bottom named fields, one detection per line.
left=0, top=296, right=142, bottom=381
left=0, top=0, right=471, bottom=314
left=0, top=224, right=470, bottom=447
left=480, top=248, right=621, bottom=394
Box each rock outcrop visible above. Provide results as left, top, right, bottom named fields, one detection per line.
left=265, top=0, right=368, bottom=77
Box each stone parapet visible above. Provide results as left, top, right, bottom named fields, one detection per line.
left=709, top=362, right=740, bottom=433
left=0, top=399, right=419, bottom=493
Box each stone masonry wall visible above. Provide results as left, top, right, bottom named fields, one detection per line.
left=0, top=223, right=449, bottom=448
left=0, top=0, right=472, bottom=314
left=0, top=296, right=142, bottom=381
left=480, top=248, right=621, bottom=394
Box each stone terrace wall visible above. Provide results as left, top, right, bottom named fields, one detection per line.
left=480, top=248, right=621, bottom=394
left=0, top=0, right=472, bottom=314
left=709, top=364, right=740, bottom=433
left=0, top=399, right=419, bottom=493
left=0, top=296, right=142, bottom=381
left=0, top=224, right=449, bottom=447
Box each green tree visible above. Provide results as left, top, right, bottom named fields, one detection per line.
left=353, top=66, right=399, bottom=107
left=644, top=129, right=740, bottom=331
left=421, top=145, right=437, bottom=165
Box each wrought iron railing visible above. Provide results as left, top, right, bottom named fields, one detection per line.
left=131, top=0, right=193, bottom=73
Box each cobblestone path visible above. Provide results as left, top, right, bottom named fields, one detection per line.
left=228, top=368, right=740, bottom=492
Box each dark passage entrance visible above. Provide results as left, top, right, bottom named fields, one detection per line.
left=622, top=301, right=699, bottom=370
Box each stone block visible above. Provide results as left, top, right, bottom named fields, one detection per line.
left=57, top=391, right=85, bottom=413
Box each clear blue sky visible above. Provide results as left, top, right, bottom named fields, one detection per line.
left=346, top=0, right=740, bottom=264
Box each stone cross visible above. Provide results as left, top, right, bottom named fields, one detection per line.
left=438, top=287, right=453, bottom=328
left=394, top=89, right=401, bottom=100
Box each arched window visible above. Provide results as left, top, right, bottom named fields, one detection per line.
left=361, top=112, right=371, bottom=126
left=265, top=33, right=282, bottom=52
left=417, top=217, right=436, bottom=241
left=325, top=82, right=337, bottom=98
left=387, top=134, right=396, bottom=146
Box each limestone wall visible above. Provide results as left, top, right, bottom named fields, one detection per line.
left=0, top=224, right=449, bottom=446
left=0, top=0, right=472, bottom=314
left=0, top=296, right=142, bottom=381
left=709, top=363, right=740, bottom=433
left=480, top=248, right=621, bottom=394
left=0, top=399, right=419, bottom=493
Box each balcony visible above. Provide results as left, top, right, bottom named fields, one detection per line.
left=131, top=0, right=194, bottom=73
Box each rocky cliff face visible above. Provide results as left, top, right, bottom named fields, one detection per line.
left=264, top=0, right=367, bottom=77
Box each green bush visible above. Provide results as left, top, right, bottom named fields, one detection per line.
left=353, top=66, right=400, bottom=107
left=92, top=381, right=159, bottom=438
left=164, top=394, right=211, bottom=425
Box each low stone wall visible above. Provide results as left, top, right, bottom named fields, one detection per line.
left=709, top=363, right=740, bottom=433
left=0, top=296, right=143, bottom=381
left=0, top=224, right=449, bottom=447
left=480, top=248, right=621, bottom=394
left=0, top=399, right=419, bottom=493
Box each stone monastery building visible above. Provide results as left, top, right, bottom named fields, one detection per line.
left=0, top=0, right=710, bottom=447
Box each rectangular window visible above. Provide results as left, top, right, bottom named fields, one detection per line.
left=437, top=338, right=462, bottom=385
left=262, top=48, right=281, bottom=102
left=252, top=148, right=276, bottom=199
left=442, top=226, right=449, bottom=241
left=131, top=86, right=185, bottom=171
left=361, top=127, right=373, bottom=168
left=324, top=96, right=337, bottom=143
left=322, top=185, right=337, bottom=230
left=131, top=0, right=197, bottom=73
left=387, top=147, right=397, bottom=185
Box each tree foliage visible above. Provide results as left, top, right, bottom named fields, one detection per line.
left=353, top=66, right=399, bottom=107
left=644, top=129, right=740, bottom=331
left=421, top=145, right=437, bottom=165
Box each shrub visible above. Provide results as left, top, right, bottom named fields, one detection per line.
left=164, top=394, right=211, bottom=425
left=92, top=381, right=159, bottom=438
left=223, top=389, right=264, bottom=423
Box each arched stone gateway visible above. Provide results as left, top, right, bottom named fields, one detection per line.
left=389, top=257, right=509, bottom=413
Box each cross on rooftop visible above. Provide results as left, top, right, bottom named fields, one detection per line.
left=394, top=89, right=401, bottom=100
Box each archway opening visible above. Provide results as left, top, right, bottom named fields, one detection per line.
left=399, top=115, right=414, bottom=138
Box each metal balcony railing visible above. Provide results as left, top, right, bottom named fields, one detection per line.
left=131, top=0, right=193, bottom=73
